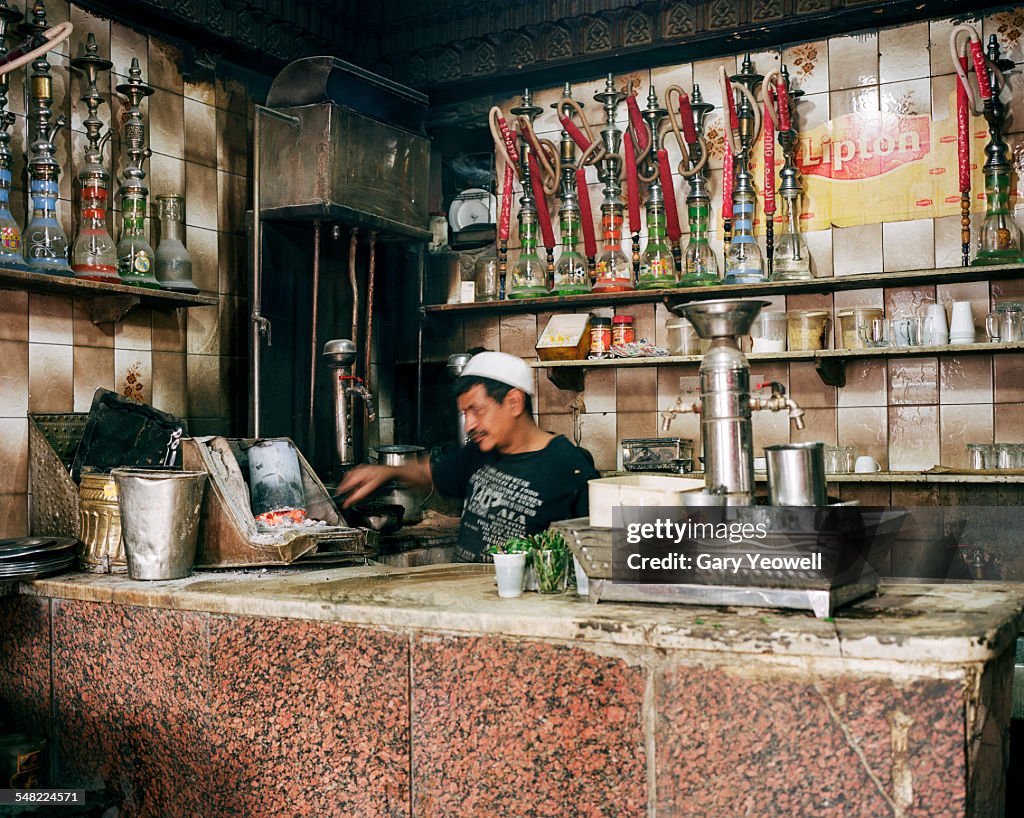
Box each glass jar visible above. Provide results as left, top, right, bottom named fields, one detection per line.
left=612, top=315, right=634, bottom=346
left=966, top=443, right=987, bottom=470
left=473, top=249, right=499, bottom=302
left=665, top=317, right=701, bottom=355
left=117, top=189, right=159, bottom=288
left=154, top=194, right=197, bottom=292
left=750, top=311, right=788, bottom=353
left=589, top=317, right=612, bottom=358
left=786, top=310, right=830, bottom=351
left=72, top=182, right=118, bottom=282
left=838, top=307, right=884, bottom=350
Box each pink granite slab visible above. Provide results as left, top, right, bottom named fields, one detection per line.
left=207, top=616, right=411, bottom=817
left=655, top=662, right=965, bottom=816
left=51, top=599, right=210, bottom=815
left=0, top=596, right=51, bottom=737
left=412, top=634, right=647, bottom=816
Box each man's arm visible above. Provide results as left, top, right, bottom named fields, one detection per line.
left=335, top=459, right=433, bottom=508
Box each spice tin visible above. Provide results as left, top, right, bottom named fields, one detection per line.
left=590, top=317, right=612, bottom=358
left=612, top=315, right=635, bottom=346
left=79, top=472, right=127, bottom=573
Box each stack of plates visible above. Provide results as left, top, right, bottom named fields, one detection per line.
left=0, top=537, right=78, bottom=581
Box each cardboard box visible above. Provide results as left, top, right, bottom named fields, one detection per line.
left=536, top=314, right=592, bottom=361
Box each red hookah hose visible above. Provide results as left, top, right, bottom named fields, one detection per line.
left=763, top=97, right=776, bottom=216
left=678, top=92, right=697, bottom=145
left=969, top=38, right=992, bottom=100
left=775, top=79, right=791, bottom=131
left=626, top=93, right=649, bottom=153
left=528, top=152, right=556, bottom=251
left=624, top=131, right=641, bottom=235
left=498, top=161, right=514, bottom=242
left=957, top=55, right=971, bottom=193
left=722, top=130, right=734, bottom=220
left=657, top=150, right=682, bottom=243
left=576, top=168, right=598, bottom=258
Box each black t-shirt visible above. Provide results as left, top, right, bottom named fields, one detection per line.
left=431, top=434, right=600, bottom=562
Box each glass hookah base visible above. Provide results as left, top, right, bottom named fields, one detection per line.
left=722, top=272, right=766, bottom=285
left=769, top=267, right=814, bottom=282
left=591, top=279, right=636, bottom=293
left=0, top=254, right=33, bottom=273
left=507, top=286, right=550, bottom=299
left=119, top=273, right=162, bottom=289
left=676, top=275, right=720, bottom=287
left=549, top=285, right=591, bottom=296
left=73, top=265, right=121, bottom=283
left=155, top=278, right=199, bottom=294
left=27, top=258, right=74, bottom=277
left=971, top=250, right=1024, bottom=266
left=637, top=276, right=677, bottom=290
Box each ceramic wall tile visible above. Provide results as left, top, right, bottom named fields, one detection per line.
left=184, top=98, right=218, bottom=168
left=985, top=9, right=1024, bottom=64
left=28, top=343, right=73, bottom=413
left=751, top=408, right=791, bottom=452
left=838, top=360, right=887, bottom=407
left=581, top=368, right=615, bottom=414
left=28, top=294, right=73, bottom=345
left=110, top=21, right=148, bottom=79
left=184, top=225, right=218, bottom=294
left=880, top=78, right=931, bottom=122
left=578, top=412, right=616, bottom=471
left=536, top=369, right=574, bottom=415
left=151, top=309, right=187, bottom=354
left=788, top=362, right=835, bottom=408
left=217, top=231, right=247, bottom=297
left=994, top=353, right=1024, bottom=403
left=791, top=407, right=837, bottom=446
left=217, top=171, right=248, bottom=235
left=537, top=412, right=574, bottom=443
left=930, top=17, right=980, bottom=78
left=148, top=37, right=183, bottom=94
left=115, top=349, right=152, bottom=405
left=940, top=404, right=993, bottom=468
left=113, top=308, right=153, bottom=351
left=938, top=354, right=993, bottom=404
left=73, top=346, right=114, bottom=412
left=783, top=40, right=828, bottom=96
left=616, top=367, right=657, bottom=413
left=149, top=86, right=184, bottom=160
left=838, top=406, right=889, bottom=467
left=0, top=494, right=27, bottom=539
left=888, top=357, right=939, bottom=405
left=217, top=109, right=250, bottom=178
left=995, top=401, right=1024, bottom=442
left=803, top=229, right=833, bottom=278
left=148, top=153, right=185, bottom=209
left=0, top=290, right=27, bottom=343
left=498, top=313, right=537, bottom=359
left=616, top=412, right=659, bottom=451
left=464, top=315, right=500, bottom=352
left=833, top=224, right=882, bottom=275
left=889, top=405, right=940, bottom=469
left=829, top=32, right=879, bottom=91
left=184, top=161, right=218, bottom=229
left=71, top=301, right=114, bottom=348
left=934, top=213, right=967, bottom=269
left=879, top=23, right=931, bottom=84
left=882, top=219, right=935, bottom=273
left=0, top=418, right=27, bottom=493
left=621, top=302, right=655, bottom=347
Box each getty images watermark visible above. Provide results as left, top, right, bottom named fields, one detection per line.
left=612, top=505, right=904, bottom=589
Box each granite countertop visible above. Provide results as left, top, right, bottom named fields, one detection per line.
left=11, top=565, right=1024, bottom=667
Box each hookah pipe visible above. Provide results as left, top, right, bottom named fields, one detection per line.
left=515, top=104, right=559, bottom=288
left=720, top=62, right=762, bottom=275
left=0, top=19, right=70, bottom=75
left=641, top=85, right=683, bottom=287
left=719, top=66, right=740, bottom=251
left=488, top=106, right=522, bottom=298
left=623, top=80, right=654, bottom=278
left=665, top=85, right=711, bottom=272
left=949, top=25, right=1008, bottom=267
left=557, top=96, right=605, bottom=276
left=760, top=69, right=790, bottom=277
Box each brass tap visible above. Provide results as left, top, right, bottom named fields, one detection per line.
left=346, top=383, right=376, bottom=422
left=660, top=395, right=701, bottom=431
left=749, top=381, right=805, bottom=429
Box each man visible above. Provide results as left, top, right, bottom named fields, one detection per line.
left=337, top=351, right=599, bottom=562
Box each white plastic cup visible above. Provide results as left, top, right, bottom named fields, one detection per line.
left=854, top=456, right=881, bottom=473
left=493, top=552, right=526, bottom=598
left=925, top=304, right=949, bottom=345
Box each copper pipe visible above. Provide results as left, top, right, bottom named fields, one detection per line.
left=364, top=231, right=377, bottom=394
left=308, top=220, right=321, bottom=449
left=348, top=227, right=360, bottom=366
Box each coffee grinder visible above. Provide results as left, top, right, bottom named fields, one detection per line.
left=661, top=298, right=806, bottom=505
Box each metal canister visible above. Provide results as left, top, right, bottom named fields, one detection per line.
left=78, top=472, right=127, bottom=573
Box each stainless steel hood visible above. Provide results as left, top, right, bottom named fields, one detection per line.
left=259, top=57, right=431, bottom=240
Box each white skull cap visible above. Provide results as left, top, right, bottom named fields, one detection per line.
left=459, top=351, right=535, bottom=395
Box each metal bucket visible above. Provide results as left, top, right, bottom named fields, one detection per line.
left=372, top=445, right=427, bottom=524
left=112, top=468, right=207, bottom=580
left=765, top=443, right=827, bottom=506
left=78, top=472, right=127, bottom=573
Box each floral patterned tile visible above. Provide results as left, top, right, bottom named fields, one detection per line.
left=783, top=40, right=828, bottom=96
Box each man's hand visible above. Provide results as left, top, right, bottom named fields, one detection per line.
left=335, top=465, right=395, bottom=508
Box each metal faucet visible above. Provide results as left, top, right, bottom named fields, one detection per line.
left=345, top=382, right=376, bottom=423
left=660, top=396, right=700, bottom=431
left=750, top=381, right=805, bottom=429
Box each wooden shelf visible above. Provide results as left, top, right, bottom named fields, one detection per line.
left=531, top=341, right=1024, bottom=390
left=0, top=266, right=219, bottom=324
left=421, top=262, right=1024, bottom=316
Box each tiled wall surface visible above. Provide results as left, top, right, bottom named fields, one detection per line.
left=0, top=4, right=253, bottom=537
left=448, top=9, right=1024, bottom=473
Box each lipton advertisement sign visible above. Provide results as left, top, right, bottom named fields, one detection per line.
left=747, top=91, right=991, bottom=232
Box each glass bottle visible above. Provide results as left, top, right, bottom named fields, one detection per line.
left=724, top=187, right=764, bottom=283
left=508, top=210, right=548, bottom=298
left=551, top=210, right=590, bottom=295
left=680, top=195, right=718, bottom=285
left=72, top=181, right=118, bottom=282
left=473, top=248, right=499, bottom=302
left=637, top=202, right=677, bottom=289
left=25, top=176, right=72, bottom=276
left=592, top=206, right=633, bottom=292
left=974, top=165, right=1024, bottom=264
left=0, top=164, right=26, bottom=270
left=117, top=189, right=159, bottom=288
left=154, top=194, right=197, bottom=292
left=771, top=192, right=812, bottom=280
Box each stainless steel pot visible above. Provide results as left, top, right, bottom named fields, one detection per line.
left=373, top=445, right=428, bottom=523
left=765, top=443, right=826, bottom=506
left=374, top=444, right=425, bottom=467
